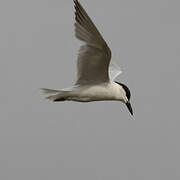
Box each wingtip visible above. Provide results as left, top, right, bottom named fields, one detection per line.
left=74, top=0, right=81, bottom=8
left=73, top=0, right=78, bottom=12
left=73, top=0, right=77, bottom=5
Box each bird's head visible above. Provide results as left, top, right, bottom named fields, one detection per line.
left=115, top=81, right=133, bottom=116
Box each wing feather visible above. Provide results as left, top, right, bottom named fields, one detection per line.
left=74, top=0, right=112, bottom=85
left=109, top=62, right=122, bottom=81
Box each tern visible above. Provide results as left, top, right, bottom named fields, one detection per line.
left=42, top=0, right=133, bottom=115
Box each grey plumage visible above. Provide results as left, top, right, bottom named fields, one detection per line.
left=74, top=0, right=111, bottom=85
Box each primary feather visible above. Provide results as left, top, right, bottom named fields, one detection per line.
left=74, top=0, right=112, bottom=85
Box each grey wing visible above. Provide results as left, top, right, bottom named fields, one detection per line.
left=74, top=0, right=112, bottom=85
left=109, top=62, right=122, bottom=81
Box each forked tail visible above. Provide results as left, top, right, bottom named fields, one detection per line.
left=41, top=88, right=70, bottom=102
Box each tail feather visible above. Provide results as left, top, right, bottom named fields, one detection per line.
left=41, top=88, right=70, bottom=102
left=45, top=93, right=66, bottom=101
left=41, top=88, right=60, bottom=94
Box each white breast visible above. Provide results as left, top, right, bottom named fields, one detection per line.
left=70, top=82, right=126, bottom=102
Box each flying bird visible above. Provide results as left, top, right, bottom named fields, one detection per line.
left=42, top=0, right=133, bottom=115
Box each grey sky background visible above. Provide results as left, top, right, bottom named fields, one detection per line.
left=0, top=0, right=180, bottom=179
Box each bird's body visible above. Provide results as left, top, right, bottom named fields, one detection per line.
left=42, top=0, right=133, bottom=115
left=72, top=82, right=126, bottom=102
left=43, top=82, right=127, bottom=103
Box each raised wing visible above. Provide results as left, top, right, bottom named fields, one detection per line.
left=109, top=62, right=122, bottom=81
left=74, top=0, right=112, bottom=85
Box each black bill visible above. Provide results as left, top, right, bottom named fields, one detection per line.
left=126, top=102, right=133, bottom=116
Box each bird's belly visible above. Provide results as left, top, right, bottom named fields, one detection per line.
left=70, top=85, right=118, bottom=102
